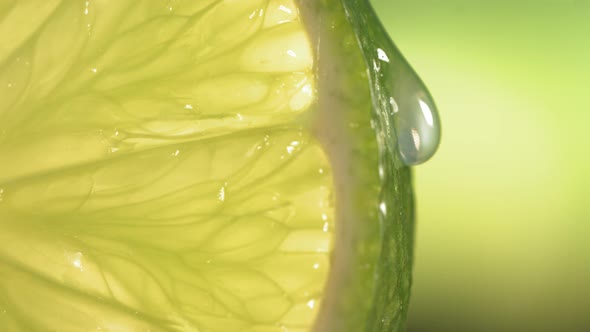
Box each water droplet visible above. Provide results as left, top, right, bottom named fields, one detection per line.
left=217, top=185, right=226, bottom=202
left=376, top=45, right=441, bottom=165
left=390, top=79, right=440, bottom=165
left=345, top=3, right=441, bottom=165
left=84, top=1, right=90, bottom=15
left=279, top=5, right=293, bottom=14
left=377, top=48, right=390, bottom=62
left=286, top=140, right=299, bottom=154
left=68, top=251, right=84, bottom=271
left=379, top=201, right=387, bottom=215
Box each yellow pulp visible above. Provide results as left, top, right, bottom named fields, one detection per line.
left=0, top=1, right=334, bottom=331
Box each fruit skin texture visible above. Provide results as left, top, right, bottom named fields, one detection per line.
left=298, top=0, right=415, bottom=331
left=343, top=2, right=415, bottom=331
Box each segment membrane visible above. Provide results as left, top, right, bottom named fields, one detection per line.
left=0, top=1, right=333, bottom=331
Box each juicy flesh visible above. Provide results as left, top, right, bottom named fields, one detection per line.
left=0, top=1, right=335, bottom=331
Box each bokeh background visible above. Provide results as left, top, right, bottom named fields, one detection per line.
left=371, top=0, right=590, bottom=331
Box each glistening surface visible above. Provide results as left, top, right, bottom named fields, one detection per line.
left=0, top=1, right=334, bottom=331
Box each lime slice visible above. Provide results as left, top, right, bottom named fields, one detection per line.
left=0, top=1, right=416, bottom=331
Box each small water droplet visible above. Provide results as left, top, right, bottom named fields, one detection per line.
left=285, top=140, right=299, bottom=154
left=84, top=1, right=90, bottom=15
left=279, top=5, right=293, bottom=14
left=378, top=165, right=385, bottom=179
left=379, top=201, right=387, bottom=215
left=67, top=251, right=84, bottom=271
left=217, top=185, right=226, bottom=202
left=287, top=49, right=297, bottom=58
left=377, top=48, right=390, bottom=62
left=389, top=97, right=399, bottom=113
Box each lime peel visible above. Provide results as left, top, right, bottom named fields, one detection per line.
left=0, top=1, right=417, bottom=331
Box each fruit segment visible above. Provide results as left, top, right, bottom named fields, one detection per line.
left=0, top=1, right=334, bottom=331
left=1, top=0, right=418, bottom=331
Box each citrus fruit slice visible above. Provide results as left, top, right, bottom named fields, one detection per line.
left=0, top=0, right=439, bottom=331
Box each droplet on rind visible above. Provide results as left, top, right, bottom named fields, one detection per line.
left=388, top=65, right=441, bottom=165
left=383, top=44, right=441, bottom=165
left=343, top=3, right=441, bottom=166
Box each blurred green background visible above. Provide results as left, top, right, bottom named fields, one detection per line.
left=371, top=0, right=590, bottom=331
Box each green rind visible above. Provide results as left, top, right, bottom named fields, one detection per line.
left=306, top=0, right=415, bottom=331
left=343, top=2, right=415, bottom=331
left=344, top=0, right=414, bottom=332
left=0, top=0, right=416, bottom=330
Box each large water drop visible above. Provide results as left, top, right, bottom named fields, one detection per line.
left=344, top=1, right=441, bottom=166
left=384, top=53, right=441, bottom=165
